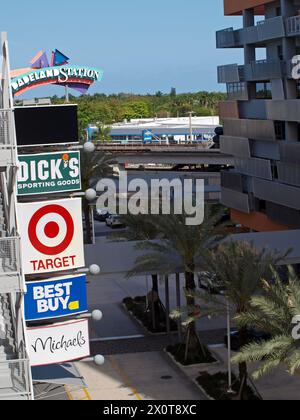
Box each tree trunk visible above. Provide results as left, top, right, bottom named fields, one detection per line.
left=238, top=326, right=249, bottom=400
left=184, top=268, right=205, bottom=358
left=84, top=199, right=92, bottom=244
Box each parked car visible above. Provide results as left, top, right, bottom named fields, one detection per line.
left=105, top=214, right=124, bottom=229
left=94, top=208, right=110, bottom=222
left=224, top=329, right=271, bottom=352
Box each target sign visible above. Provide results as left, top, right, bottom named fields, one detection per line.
left=18, top=198, right=85, bottom=275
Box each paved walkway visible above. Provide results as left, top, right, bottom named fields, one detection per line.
left=75, top=352, right=205, bottom=401
left=90, top=329, right=226, bottom=356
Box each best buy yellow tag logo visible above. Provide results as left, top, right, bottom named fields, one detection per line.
left=69, top=301, right=79, bottom=311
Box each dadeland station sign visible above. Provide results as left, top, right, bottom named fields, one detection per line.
left=11, top=66, right=103, bottom=96
left=10, top=49, right=103, bottom=96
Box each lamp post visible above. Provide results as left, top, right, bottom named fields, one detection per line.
left=227, top=299, right=233, bottom=393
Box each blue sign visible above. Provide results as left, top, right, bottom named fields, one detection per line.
left=143, top=130, right=153, bottom=143
left=25, top=275, right=88, bottom=321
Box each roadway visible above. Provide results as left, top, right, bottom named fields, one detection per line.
left=95, top=144, right=234, bottom=166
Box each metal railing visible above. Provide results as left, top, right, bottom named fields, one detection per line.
left=286, top=15, right=300, bottom=36
left=0, top=109, right=16, bottom=167
left=216, top=27, right=235, bottom=48
left=0, top=237, right=21, bottom=276
left=0, top=109, right=15, bottom=147
left=0, top=358, right=32, bottom=400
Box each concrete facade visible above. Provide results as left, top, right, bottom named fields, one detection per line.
left=218, top=0, right=300, bottom=231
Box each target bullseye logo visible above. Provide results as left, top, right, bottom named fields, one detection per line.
left=28, top=204, right=75, bottom=256
left=18, top=198, right=84, bottom=275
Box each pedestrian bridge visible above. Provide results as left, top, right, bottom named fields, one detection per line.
left=95, top=144, right=233, bottom=166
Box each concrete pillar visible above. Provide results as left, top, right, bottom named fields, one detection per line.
left=281, top=0, right=297, bottom=138
left=286, top=122, right=298, bottom=142
left=280, top=0, right=294, bottom=17
left=243, top=9, right=255, bottom=65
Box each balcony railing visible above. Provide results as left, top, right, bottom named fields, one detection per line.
left=0, top=358, right=32, bottom=400
left=217, top=16, right=285, bottom=48
left=0, top=109, right=16, bottom=167
left=286, top=15, right=300, bottom=36
left=218, top=60, right=284, bottom=84
left=216, top=27, right=236, bottom=48
left=0, top=237, right=21, bottom=276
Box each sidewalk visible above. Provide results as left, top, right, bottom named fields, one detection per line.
left=74, top=352, right=205, bottom=401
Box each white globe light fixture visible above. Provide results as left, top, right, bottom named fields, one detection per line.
left=91, top=310, right=103, bottom=322
left=83, top=142, right=95, bottom=153
left=89, top=264, right=101, bottom=276
left=94, top=355, right=105, bottom=366
left=85, top=188, right=97, bottom=201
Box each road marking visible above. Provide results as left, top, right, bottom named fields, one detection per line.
left=90, top=334, right=145, bottom=342
left=108, top=355, right=143, bottom=401
left=209, top=344, right=225, bottom=349
left=64, top=385, right=92, bottom=401
left=64, top=385, right=74, bottom=400
left=83, top=387, right=92, bottom=401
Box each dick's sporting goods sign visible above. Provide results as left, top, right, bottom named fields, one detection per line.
left=17, top=198, right=85, bottom=275
left=17, top=152, right=81, bottom=196
left=25, top=275, right=88, bottom=321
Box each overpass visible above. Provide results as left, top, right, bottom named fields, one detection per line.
left=95, top=144, right=234, bottom=166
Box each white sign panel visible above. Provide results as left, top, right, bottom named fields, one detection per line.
left=18, top=198, right=85, bottom=275
left=27, top=319, right=90, bottom=367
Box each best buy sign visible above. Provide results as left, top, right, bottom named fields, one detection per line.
left=17, top=152, right=81, bottom=196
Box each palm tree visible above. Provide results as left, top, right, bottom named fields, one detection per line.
left=111, top=214, right=164, bottom=330
left=96, top=124, right=112, bottom=143
left=128, top=207, right=225, bottom=359
left=207, top=241, right=281, bottom=399
left=81, top=143, right=116, bottom=243
left=233, top=266, right=300, bottom=380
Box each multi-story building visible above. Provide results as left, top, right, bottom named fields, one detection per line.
left=0, top=32, right=32, bottom=400
left=217, top=0, right=300, bottom=232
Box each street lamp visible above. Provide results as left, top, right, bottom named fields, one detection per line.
left=89, top=264, right=101, bottom=276
left=75, top=264, right=101, bottom=276
left=85, top=188, right=97, bottom=201
left=91, top=310, right=103, bottom=322
left=83, top=141, right=96, bottom=153
left=94, top=355, right=105, bottom=366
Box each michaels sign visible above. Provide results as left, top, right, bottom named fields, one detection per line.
left=25, top=275, right=88, bottom=321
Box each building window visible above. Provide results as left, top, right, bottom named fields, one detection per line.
left=256, top=82, right=272, bottom=99
left=296, top=81, right=300, bottom=99
left=274, top=121, right=285, bottom=140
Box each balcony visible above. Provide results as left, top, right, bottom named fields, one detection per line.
left=279, top=143, right=300, bottom=165
left=277, top=162, right=300, bottom=188
left=223, top=118, right=276, bottom=141
left=244, top=60, right=284, bottom=81
left=221, top=187, right=250, bottom=213
left=221, top=171, right=244, bottom=193
left=266, top=100, right=300, bottom=122
left=220, top=135, right=251, bottom=158
left=0, top=109, right=16, bottom=168
left=216, top=28, right=236, bottom=48
left=218, top=60, right=284, bottom=84
left=227, top=82, right=249, bottom=101
left=234, top=157, right=273, bottom=180
left=286, top=15, right=300, bottom=37
left=0, top=237, right=23, bottom=293
left=217, top=17, right=285, bottom=48
left=253, top=178, right=300, bottom=210
left=0, top=358, right=32, bottom=400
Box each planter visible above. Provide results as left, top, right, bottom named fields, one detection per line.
left=123, top=296, right=178, bottom=335
left=166, top=343, right=219, bottom=367
left=196, top=372, right=260, bottom=401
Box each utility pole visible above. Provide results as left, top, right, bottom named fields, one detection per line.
left=186, top=111, right=195, bottom=144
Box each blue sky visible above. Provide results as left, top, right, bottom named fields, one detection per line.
left=1, top=0, right=244, bottom=96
